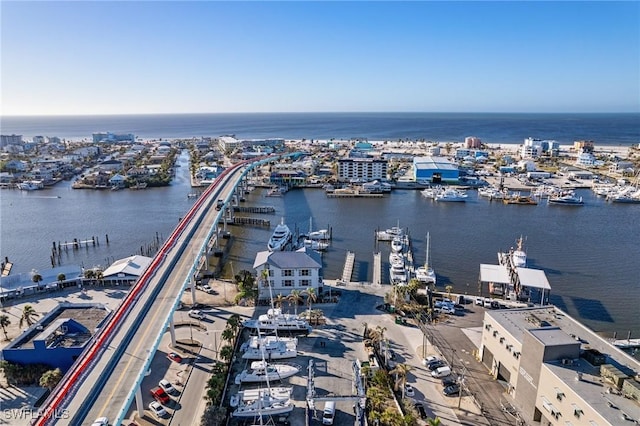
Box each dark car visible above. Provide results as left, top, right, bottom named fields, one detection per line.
left=443, top=384, right=461, bottom=396
left=414, top=402, right=428, bottom=420
left=427, top=360, right=446, bottom=371
left=441, top=375, right=458, bottom=387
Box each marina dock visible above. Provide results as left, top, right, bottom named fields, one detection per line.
left=340, top=251, right=355, bottom=283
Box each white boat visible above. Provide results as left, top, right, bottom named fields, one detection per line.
left=420, top=187, right=439, bottom=199
left=435, top=188, right=467, bottom=202
left=240, top=335, right=299, bottom=360
left=230, top=386, right=294, bottom=418
left=303, top=239, right=329, bottom=251
left=390, top=236, right=404, bottom=253
left=242, top=308, right=312, bottom=335
left=548, top=192, right=584, bottom=206
left=414, top=232, right=436, bottom=285
left=235, top=361, right=300, bottom=384
left=268, top=219, right=292, bottom=251
left=376, top=221, right=403, bottom=241
left=389, top=252, right=404, bottom=267
left=389, top=253, right=407, bottom=285
left=478, top=186, right=505, bottom=200
left=17, top=180, right=44, bottom=191
left=306, top=217, right=331, bottom=241
left=498, top=236, right=527, bottom=268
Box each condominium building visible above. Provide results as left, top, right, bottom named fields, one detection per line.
left=337, top=158, right=388, bottom=182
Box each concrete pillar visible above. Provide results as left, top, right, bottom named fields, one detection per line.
left=135, top=385, right=144, bottom=417
left=169, top=318, right=176, bottom=347
left=190, top=276, right=197, bottom=305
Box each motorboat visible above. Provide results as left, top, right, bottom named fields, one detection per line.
left=389, top=252, right=404, bottom=267
left=548, top=192, right=584, bottom=206
left=242, top=308, right=312, bottom=335
left=389, top=254, right=407, bottom=285
left=420, top=187, right=439, bottom=199
left=435, top=188, right=467, bottom=202
left=230, top=386, right=294, bottom=418
left=235, top=361, right=300, bottom=384
left=240, top=335, right=299, bottom=360
left=414, top=232, right=436, bottom=285
left=306, top=217, right=330, bottom=241
left=478, top=186, right=505, bottom=200
left=303, top=239, right=329, bottom=251
left=17, top=180, right=44, bottom=191
left=498, top=236, right=527, bottom=268
left=268, top=219, right=292, bottom=251
left=376, top=221, right=403, bottom=241
left=390, top=236, right=404, bottom=253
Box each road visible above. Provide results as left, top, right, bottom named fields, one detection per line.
left=44, top=164, right=248, bottom=426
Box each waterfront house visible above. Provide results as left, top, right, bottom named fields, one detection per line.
left=253, top=247, right=323, bottom=302
left=108, top=174, right=126, bottom=188
left=101, top=255, right=152, bottom=285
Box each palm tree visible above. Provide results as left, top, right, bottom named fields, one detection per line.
left=427, top=417, right=442, bottom=426
left=445, top=285, right=453, bottom=299
left=219, top=345, right=234, bottom=362
left=221, top=327, right=235, bottom=344
left=303, top=287, right=317, bottom=319
left=0, top=315, right=10, bottom=340
left=390, top=363, right=412, bottom=398
left=287, top=290, right=303, bottom=316
left=31, top=273, right=43, bottom=288
left=19, top=305, right=38, bottom=328
left=274, top=293, right=286, bottom=310
left=226, top=314, right=241, bottom=335
left=39, top=368, right=62, bottom=391
left=56, top=273, right=66, bottom=290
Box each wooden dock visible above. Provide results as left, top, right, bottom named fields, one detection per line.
left=341, top=251, right=355, bottom=283
left=233, top=206, right=275, bottom=214
left=231, top=217, right=271, bottom=227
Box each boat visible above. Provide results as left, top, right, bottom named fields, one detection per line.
left=420, top=187, right=439, bottom=199
left=548, top=192, right=584, bottom=206
left=376, top=221, right=403, bottom=241
left=230, top=386, right=294, bottom=418
left=307, top=217, right=330, bottom=241
left=503, top=193, right=538, bottom=205
left=435, top=188, right=468, bottom=202
left=478, top=186, right=505, bottom=200
left=390, top=236, right=404, bottom=253
left=266, top=186, right=288, bottom=197
left=242, top=308, right=312, bottom=335
left=240, top=335, right=299, bottom=360
left=267, top=219, right=292, bottom=251
left=303, top=239, right=329, bottom=251
left=389, top=253, right=407, bottom=285
left=235, top=361, right=300, bottom=384
left=414, top=232, right=436, bottom=285
left=17, top=180, right=44, bottom=191
left=129, top=181, right=148, bottom=190
left=498, top=236, right=527, bottom=268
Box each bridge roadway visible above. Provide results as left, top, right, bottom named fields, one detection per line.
left=35, top=160, right=254, bottom=426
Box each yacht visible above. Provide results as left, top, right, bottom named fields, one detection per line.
left=478, top=186, right=505, bottom=200
left=240, top=335, right=299, bottom=360
left=435, top=188, right=467, bottom=202
left=498, top=236, right=527, bottom=268
left=267, top=219, right=292, bottom=251
left=235, top=361, right=300, bottom=384
left=389, top=253, right=407, bottom=285
left=414, top=233, right=436, bottom=285
left=230, top=386, right=294, bottom=418
left=306, top=217, right=331, bottom=241
left=17, top=180, right=44, bottom=191
left=390, top=236, right=404, bottom=253
left=548, top=192, right=584, bottom=206
left=242, top=308, right=312, bottom=335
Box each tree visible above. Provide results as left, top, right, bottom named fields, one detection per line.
left=39, top=368, right=62, bottom=391
left=0, top=315, right=10, bottom=340
left=274, top=293, right=286, bottom=310
left=303, top=287, right=317, bottom=319
left=362, top=322, right=369, bottom=339
left=287, top=290, right=303, bottom=316
left=221, top=327, right=235, bottom=344
left=219, top=345, right=234, bottom=362
left=427, top=417, right=442, bottom=426
left=31, top=273, right=43, bottom=288
left=226, top=314, right=241, bottom=334
left=57, top=273, right=66, bottom=290
left=445, top=285, right=453, bottom=299
left=19, top=305, right=38, bottom=328
left=390, top=363, right=412, bottom=398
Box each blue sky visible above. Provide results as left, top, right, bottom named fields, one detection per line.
left=1, top=1, right=638, bottom=115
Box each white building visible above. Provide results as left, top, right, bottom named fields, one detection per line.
left=101, top=255, right=152, bottom=285
left=479, top=306, right=640, bottom=426
left=337, top=158, right=388, bottom=182
left=253, top=248, right=323, bottom=301
left=575, top=152, right=596, bottom=167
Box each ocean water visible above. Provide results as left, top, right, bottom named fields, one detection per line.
left=1, top=112, right=639, bottom=145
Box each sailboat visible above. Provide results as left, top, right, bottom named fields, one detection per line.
left=231, top=330, right=295, bottom=418
left=414, top=232, right=436, bottom=285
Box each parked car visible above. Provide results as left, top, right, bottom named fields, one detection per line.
left=201, top=284, right=213, bottom=293
left=427, top=360, right=446, bottom=371
left=150, top=387, right=170, bottom=405
left=443, top=384, right=461, bottom=396
left=441, top=375, right=458, bottom=387
left=149, top=401, right=169, bottom=419
left=167, top=352, right=183, bottom=363
left=431, top=366, right=452, bottom=378
left=188, top=309, right=204, bottom=320
left=414, top=403, right=428, bottom=420
left=159, top=379, right=178, bottom=395
left=421, top=355, right=439, bottom=366
left=404, top=383, right=415, bottom=397
left=91, top=418, right=109, bottom=426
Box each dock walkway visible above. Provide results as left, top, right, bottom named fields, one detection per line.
left=340, top=251, right=355, bottom=283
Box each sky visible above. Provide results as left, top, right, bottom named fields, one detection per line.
left=1, top=1, right=639, bottom=115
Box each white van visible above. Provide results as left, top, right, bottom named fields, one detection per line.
left=431, top=366, right=452, bottom=378
left=322, top=401, right=336, bottom=425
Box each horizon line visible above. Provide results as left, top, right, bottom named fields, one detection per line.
left=3, top=111, right=639, bottom=118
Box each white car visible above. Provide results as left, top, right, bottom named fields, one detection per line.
left=421, top=355, right=440, bottom=366
left=201, top=284, right=213, bottom=293
left=149, top=401, right=169, bottom=419
left=159, top=378, right=177, bottom=395
left=404, top=383, right=415, bottom=397
left=91, top=418, right=109, bottom=426
left=188, top=309, right=204, bottom=320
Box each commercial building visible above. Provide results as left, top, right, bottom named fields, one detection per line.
left=101, top=255, right=152, bottom=285
left=479, top=306, right=640, bottom=426
left=2, top=303, right=110, bottom=371
left=413, top=156, right=460, bottom=183
left=337, top=158, right=388, bottom=182
left=1, top=134, right=23, bottom=147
